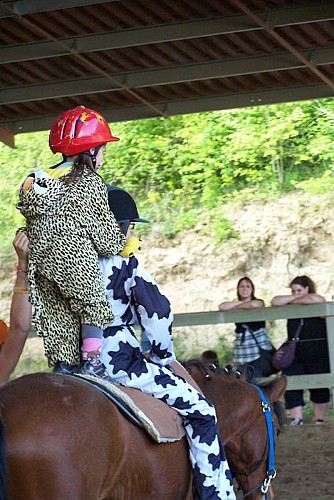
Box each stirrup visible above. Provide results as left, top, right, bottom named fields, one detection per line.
left=78, top=359, right=110, bottom=380
left=53, top=361, right=78, bottom=375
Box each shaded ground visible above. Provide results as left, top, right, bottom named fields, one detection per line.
left=273, top=418, right=334, bottom=499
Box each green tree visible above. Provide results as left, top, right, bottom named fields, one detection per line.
left=2, top=99, right=334, bottom=253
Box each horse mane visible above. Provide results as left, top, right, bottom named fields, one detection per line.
left=181, top=358, right=245, bottom=383
left=182, top=358, right=287, bottom=429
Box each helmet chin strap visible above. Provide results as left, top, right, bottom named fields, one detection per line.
left=82, top=150, right=97, bottom=168
left=121, top=220, right=130, bottom=236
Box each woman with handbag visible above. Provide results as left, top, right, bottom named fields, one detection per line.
left=218, top=277, right=274, bottom=379
left=271, top=275, right=330, bottom=426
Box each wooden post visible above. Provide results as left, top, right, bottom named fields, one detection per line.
left=0, top=124, right=15, bottom=148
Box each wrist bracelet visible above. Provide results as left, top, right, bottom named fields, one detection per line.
left=16, top=266, right=27, bottom=273
left=13, top=287, right=30, bottom=294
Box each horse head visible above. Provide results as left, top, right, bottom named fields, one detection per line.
left=183, top=357, right=287, bottom=500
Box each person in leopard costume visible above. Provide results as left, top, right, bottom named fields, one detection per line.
left=17, top=106, right=126, bottom=377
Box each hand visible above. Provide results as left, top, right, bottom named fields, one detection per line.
left=13, top=230, right=29, bottom=268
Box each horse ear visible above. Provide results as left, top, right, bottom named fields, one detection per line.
left=262, top=375, right=287, bottom=403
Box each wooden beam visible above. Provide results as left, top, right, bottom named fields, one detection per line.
left=172, top=303, right=334, bottom=392
left=27, top=302, right=334, bottom=392
left=0, top=124, right=15, bottom=148
left=286, top=373, right=334, bottom=390
left=173, top=302, right=334, bottom=326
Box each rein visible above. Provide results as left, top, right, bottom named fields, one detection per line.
left=253, top=385, right=277, bottom=494
left=235, top=385, right=276, bottom=499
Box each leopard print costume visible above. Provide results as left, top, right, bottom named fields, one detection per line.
left=17, top=165, right=126, bottom=366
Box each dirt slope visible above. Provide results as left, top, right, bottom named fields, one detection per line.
left=2, top=190, right=334, bottom=350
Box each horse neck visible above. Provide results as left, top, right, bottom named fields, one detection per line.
left=201, top=373, right=259, bottom=438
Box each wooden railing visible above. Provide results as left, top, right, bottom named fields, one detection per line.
left=28, top=302, right=334, bottom=394
left=173, top=302, right=334, bottom=392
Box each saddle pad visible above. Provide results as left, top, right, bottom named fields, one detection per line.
left=75, top=373, right=186, bottom=443
left=76, top=360, right=202, bottom=442
left=170, top=360, right=203, bottom=394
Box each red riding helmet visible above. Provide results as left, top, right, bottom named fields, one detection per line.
left=49, top=106, right=119, bottom=156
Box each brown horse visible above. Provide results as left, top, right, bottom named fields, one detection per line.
left=0, top=363, right=286, bottom=500
left=184, top=361, right=287, bottom=499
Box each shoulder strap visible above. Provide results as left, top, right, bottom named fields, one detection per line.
left=243, top=325, right=260, bottom=346
left=293, top=319, right=304, bottom=341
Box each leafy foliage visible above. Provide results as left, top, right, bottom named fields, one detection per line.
left=1, top=98, right=334, bottom=258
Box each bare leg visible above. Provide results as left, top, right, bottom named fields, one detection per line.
left=290, top=405, right=303, bottom=420
left=313, top=402, right=329, bottom=421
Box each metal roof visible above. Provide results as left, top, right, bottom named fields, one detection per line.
left=1, top=0, right=334, bottom=147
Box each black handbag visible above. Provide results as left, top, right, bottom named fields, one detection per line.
left=248, top=328, right=277, bottom=377
left=272, top=319, right=303, bottom=371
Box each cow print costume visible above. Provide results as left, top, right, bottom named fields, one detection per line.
left=99, top=254, right=235, bottom=500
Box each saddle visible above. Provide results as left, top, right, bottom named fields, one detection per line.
left=75, top=361, right=202, bottom=443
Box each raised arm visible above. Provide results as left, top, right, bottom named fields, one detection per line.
left=271, top=293, right=325, bottom=306
left=0, top=231, right=32, bottom=385
left=218, top=300, right=242, bottom=311
left=218, top=299, right=264, bottom=311
left=271, top=294, right=295, bottom=306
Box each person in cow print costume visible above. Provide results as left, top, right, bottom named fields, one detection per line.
left=99, top=186, right=235, bottom=500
